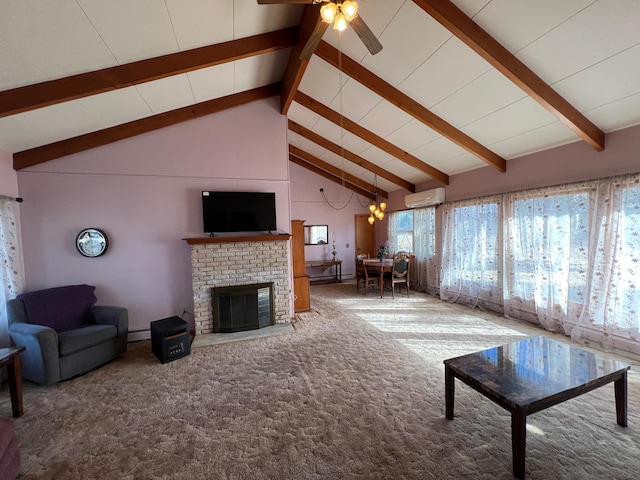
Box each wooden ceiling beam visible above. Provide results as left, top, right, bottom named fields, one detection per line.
left=0, top=28, right=297, bottom=119
left=412, top=0, right=605, bottom=151
left=294, top=91, right=449, bottom=185
left=314, top=41, right=506, bottom=172
left=281, top=5, right=328, bottom=114
left=288, top=120, right=415, bottom=193
left=289, top=154, right=374, bottom=200
left=13, top=84, right=281, bottom=170
left=289, top=145, right=386, bottom=197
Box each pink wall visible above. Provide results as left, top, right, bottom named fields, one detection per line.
left=289, top=162, right=378, bottom=280
left=386, top=124, right=640, bottom=211
left=16, top=98, right=290, bottom=337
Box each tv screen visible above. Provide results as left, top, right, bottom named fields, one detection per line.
left=202, top=191, right=277, bottom=234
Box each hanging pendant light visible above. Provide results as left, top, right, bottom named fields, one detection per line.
left=367, top=174, right=386, bottom=224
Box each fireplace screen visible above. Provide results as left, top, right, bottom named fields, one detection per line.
left=212, top=283, right=274, bottom=333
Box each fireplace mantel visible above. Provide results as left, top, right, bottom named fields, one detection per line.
left=183, top=234, right=290, bottom=245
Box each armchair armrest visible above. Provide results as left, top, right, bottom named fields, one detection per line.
left=94, top=306, right=129, bottom=340
left=8, top=322, right=61, bottom=385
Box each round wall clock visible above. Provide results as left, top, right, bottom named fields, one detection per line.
left=75, top=228, right=109, bottom=257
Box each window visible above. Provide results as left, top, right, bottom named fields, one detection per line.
left=394, top=210, right=413, bottom=252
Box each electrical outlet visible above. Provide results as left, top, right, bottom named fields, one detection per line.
left=346, top=243, right=349, bottom=248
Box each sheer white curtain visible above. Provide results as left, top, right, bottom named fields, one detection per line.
left=440, top=196, right=503, bottom=311
left=571, top=175, right=640, bottom=355
left=413, top=207, right=438, bottom=294
left=0, top=198, right=25, bottom=347
left=501, top=174, right=640, bottom=356
left=387, top=211, right=399, bottom=255
left=503, top=184, right=591, bottom=333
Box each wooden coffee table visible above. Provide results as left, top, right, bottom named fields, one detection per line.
left=0, top=346, right=26, bottom=418
left=444, top=336, right=630, bottom=479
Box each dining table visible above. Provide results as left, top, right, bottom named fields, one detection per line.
left=363, top=258, right=393, bottom=298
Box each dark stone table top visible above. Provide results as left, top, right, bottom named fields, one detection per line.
left=444, top=335, right=630, bottom=412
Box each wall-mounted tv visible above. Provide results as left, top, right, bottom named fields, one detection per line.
left=202, top=191, right=277, bottom=234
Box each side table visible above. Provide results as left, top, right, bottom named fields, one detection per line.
left=0, top=346, right=26, bottom=418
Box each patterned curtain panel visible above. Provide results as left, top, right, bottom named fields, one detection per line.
left=571, top=175, right=640, bottom=355
left=503, top=183, right=592, bottom=334
left=413, top=207, right=438, bottom=295
left=0, top=199, right=25, bottom=347
left=387, top=211, right=399, bottom=255
left=440, top=196, right=503, bottom=312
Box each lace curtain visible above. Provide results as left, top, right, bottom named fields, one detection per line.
left=413, top=207, right=438, bottom=295
left=440, top=196, right=503, bottom=312
left=441, top=173, right=640, bottom=357
left=387, top=211, right=399, bottom=256
left=0, top=198, right=25, bottom=347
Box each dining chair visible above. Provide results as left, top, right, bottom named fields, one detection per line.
left=385, top=251, right=411, bottom=298
left=355, top=257, right=379, bottom=295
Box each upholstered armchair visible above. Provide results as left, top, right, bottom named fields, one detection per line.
left=6, top=285, right=128, bottom=386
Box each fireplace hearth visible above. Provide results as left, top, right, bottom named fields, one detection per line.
left=212, top=283, right=274, bottom=333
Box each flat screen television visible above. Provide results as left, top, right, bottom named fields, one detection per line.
left=202, top=191, right=277, bottom=234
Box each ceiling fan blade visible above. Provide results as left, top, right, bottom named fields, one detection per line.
left=348, top=15, right=383, bottom=56
left=257, top=1, right=315, bottom=4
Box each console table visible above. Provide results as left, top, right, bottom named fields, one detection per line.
left=305, top=259, right=342, bottom=284
left=0, top=347, right=25, bottom=418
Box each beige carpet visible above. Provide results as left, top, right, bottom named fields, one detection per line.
left=2, top=283, right=640, bottom=479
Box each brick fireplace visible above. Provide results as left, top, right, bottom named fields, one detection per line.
left=184, top=235, right=292, bottom=336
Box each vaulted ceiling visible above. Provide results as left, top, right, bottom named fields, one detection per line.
left=1, top=1, right=639, bottom=198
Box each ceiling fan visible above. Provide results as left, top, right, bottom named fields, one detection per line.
left=257, top=0, right=383, bottom=57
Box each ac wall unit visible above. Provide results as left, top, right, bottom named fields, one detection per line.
left=405, top=187, right=445, bottom=208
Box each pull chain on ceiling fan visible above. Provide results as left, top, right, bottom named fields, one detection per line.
left=257, top=0, right=383, bottom=56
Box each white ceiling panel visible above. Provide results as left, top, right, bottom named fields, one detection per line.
left=362, top=2, right=452, bottom=87
left=434, top=153, right=487, bottom=175
left=359, top=100, right=413, bottom=139
left=136, top=75, right=195, bottom=114
left=0, top=37, right=46, bottom=91
left=236, top=2, right=303, bottom=38
left=166, top=0, right=234, bottom=49
left=553, top=43, right=640, bottom=112
left=462, top=97, right=559, bottom=146
left=583, top=92, right=640, bottom=133
left=431, top=69, right=527, bottom=127
left=398, top=36, right=493, bottom=108
left=76, top=87, right=154, bottom=129
left=410, top=137, right=469, bottom=168
left=234, top=50, right=290, bottom=93
left=287, top=103, right=322, bottom=130
left=339, top=132, right=376, bottom=156
left=518, top=0, right=640, bottom=84
left=298, top=57, right=348, bottom=106
left=78, top=0, right=179, bottom=64
left=385, top=120, right=442, bottom=153
left=491, top=122, right=578, bottom=160
left=471, top=0, right=596, bottom=54
left=187, top=63, right=235, bottom=104
left=0, top=0, right=116, bottom=82
left=327, top=79, right=382, bottom=123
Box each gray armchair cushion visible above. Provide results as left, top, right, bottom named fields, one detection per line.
left=17, top=284, right=97, bottom=332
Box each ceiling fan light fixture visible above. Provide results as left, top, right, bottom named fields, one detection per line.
left=342, top=1, right=358, bottom=21
left=333, top=11, right=348, bottom=31
left=320, top=2, right=337, bottom=24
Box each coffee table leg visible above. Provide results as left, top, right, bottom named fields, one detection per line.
left=511, top=411, right=526, bottom=479
left=7, top=355, right=24, bottom=418
left=445, top=365, right=454, bottom=420
left=614, top=372, right=628, bottom=427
